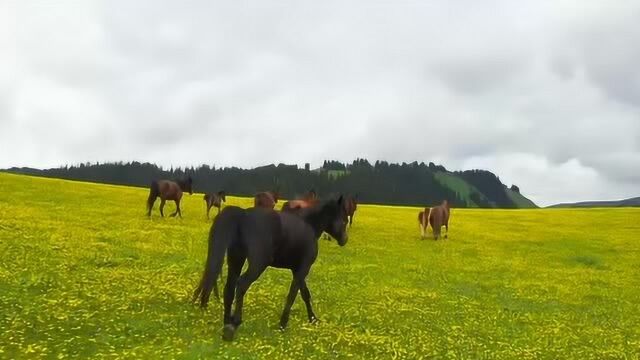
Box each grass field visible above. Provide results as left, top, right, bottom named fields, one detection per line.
left=1, top=172, right=639, bottom=359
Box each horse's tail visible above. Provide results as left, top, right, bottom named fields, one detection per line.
left=147, top=180, right=160, bottom=214
left=193, top=206, right=244, bottom=308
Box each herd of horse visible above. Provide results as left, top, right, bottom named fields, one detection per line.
left=145, top=176, right=451, bottom=341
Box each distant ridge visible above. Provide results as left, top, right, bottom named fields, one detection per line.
left=3, top=160, right=538, bottom=209
left=548, top=197, right=640, bottom=208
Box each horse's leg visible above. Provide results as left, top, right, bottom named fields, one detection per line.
left=299, top=279, right=318, bottom=324
left=223, top=248, right=245, bottom=326
left=147, top=195, right=156, bottom=217
left=159, top=199, right=166, bottom=217
left=279, top=278, right=300, bottom=330
left=349, top=213, right=354, bottom=227
left=170, top=199, right=180, bottom=217
left=223, top=262, right=267, bottom=341
left=280, top=268, right=310, bottom=329
left=206, top=203, right=211, bottom=219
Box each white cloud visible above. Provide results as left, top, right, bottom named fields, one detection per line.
left=1, top=0, right=639, bottom=205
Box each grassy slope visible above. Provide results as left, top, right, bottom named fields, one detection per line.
left=0, top=173, right=638, bottom=359
left=435, top=171, right=537, bottom=209
left=506, top=189, right=538, bottom=209
left=549, top=197, right=640, bottom=208
left=434, top=171, right=485, bottom=207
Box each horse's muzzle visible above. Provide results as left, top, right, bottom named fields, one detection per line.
left=338, top=233, right=348, bottom=246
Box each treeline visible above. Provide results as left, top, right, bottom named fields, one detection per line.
left=6, top=159, right=526, bottom=208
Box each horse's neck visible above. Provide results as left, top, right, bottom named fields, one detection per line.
left=303, top=210, right=328, bottom=239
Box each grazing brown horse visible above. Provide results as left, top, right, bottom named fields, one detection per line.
left=281, top=190, right=318, bottom=212
left=254, top=191, right=279, bottom=209
left=429, top=200, right=451, bottom=240
left=146, top=177, right=193, bottom=217
left=343, top=195, right=358, bottom=226
left=418, top=207, right=431, bottom=239
left=204, top=191, right=226, bottom=218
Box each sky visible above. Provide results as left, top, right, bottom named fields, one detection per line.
left=1, top=0, right=639, bottom=206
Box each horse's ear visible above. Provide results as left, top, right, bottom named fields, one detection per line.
left=337, top=195, right=344, bottom=205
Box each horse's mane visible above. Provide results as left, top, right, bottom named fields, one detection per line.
left=299, top=198, right=341, bottom=222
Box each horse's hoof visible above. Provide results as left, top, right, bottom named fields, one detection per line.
left=310, top=316, right=319, bottom=324
left=278, top=325, right=286, bottom=332
left=222, top=324, right=236, bottom=342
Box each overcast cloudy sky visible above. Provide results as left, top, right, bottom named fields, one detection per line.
left=1, top=1, right=639, bottom=206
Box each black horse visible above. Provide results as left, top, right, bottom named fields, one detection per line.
left=193, top=196, right=349, bottom=341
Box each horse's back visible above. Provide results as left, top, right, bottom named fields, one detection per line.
left=240, top=208, right=281, bottom=255
left=156, top=180, right=180, bottom=199
left=429, top=206, right=443, bottom=226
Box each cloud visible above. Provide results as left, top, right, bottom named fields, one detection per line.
left=460, top=153, right=638, bottom=207
left=1, top=0, right=639, bottom=206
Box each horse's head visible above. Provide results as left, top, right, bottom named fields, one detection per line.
left=442, top=200, right=449, bottom=209
left=322, top=195, right=348, bottom=246
left=218, top=190, right=227, bottom=202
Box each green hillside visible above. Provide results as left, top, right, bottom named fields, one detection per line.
left=506, top=188, right=538, bottom=208
left=6, top=160, right=538, bottom=209
left=434, top=171, right=487, bottom=207
left=434, top=171, right=537, bottom=208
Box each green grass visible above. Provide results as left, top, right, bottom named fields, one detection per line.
left=1, top=172, right=639, bottom=359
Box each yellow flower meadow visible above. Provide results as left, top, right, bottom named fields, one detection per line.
left=0, top=172, right=638, bottom=359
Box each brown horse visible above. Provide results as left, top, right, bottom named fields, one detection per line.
left=344, top=195, right=358, bottom=226
left=146, top=177, right=193, bottom=217
left=418, top=207, right=431, bottom=239
left=204, top=191, right=226, bottom=219
left=429, top=200, right=451, bottom=240
left=254, top=191, right=279, bottom=209
left=281, top=190, right=318, bottom=212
